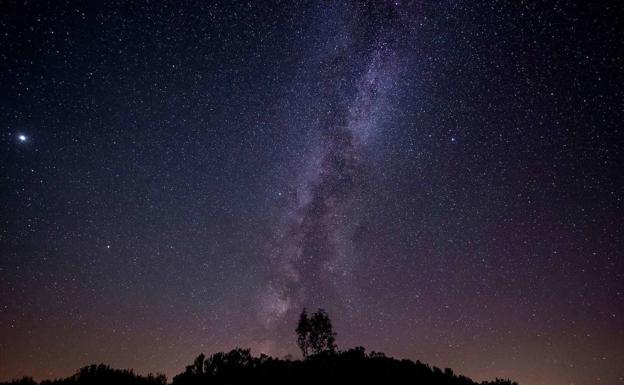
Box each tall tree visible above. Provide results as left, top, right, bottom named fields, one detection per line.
left=308, top=309, right=336, bottom=355
left=296, top=308, right=336, bottom=357
left=296, top=308, right=311, bottom=358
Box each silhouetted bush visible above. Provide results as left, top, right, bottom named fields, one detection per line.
left=3, top=378, right=37, bottom=385
left=2, top=365, right=166, bottom=385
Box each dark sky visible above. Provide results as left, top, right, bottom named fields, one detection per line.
left=1, top=1, right=623, bottom=384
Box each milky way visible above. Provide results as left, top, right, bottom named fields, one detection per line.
left=258, top=3, right=402, bottom=337
left=1, top=2, right=622, bottom=385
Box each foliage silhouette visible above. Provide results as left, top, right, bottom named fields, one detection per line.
left=308, top=308, right=337, bottom=355
left=1, top=310, right=518, bottom=385
left=1, top=351, right=518, bottom=385
left=1, top=364, right=166, bottom=385
left=296, top=308, right=337, bottom=357
left=170, top=346, right=517, bottom=385
left=296, top=308, right=311, bottom=358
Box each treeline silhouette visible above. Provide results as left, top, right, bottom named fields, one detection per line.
left=171, top=346, right=517, bottom=385
left=2, top=309, right=518, bottom=385
left=0, top=365, right=166, bottom=385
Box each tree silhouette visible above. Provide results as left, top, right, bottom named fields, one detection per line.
left=296, top=308, right=311, bottom=358
left=296, top=308, right=336, bottom=357
left=309, top=308, right=336, bottom=355
left=192, top=353, right=205, bottom=375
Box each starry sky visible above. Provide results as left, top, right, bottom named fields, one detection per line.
left=1, top=1, right=623, bottom=385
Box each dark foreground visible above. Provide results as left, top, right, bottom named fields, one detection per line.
left=1, top=347, right=516, bottom=385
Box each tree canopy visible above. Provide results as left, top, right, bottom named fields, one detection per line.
left=296, top=308, right=337, bottom=358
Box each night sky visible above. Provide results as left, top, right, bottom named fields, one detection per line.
left=1, top=1, right=623, bottom=385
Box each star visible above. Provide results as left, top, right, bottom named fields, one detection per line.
left=18, top=134, right=27, bottom=142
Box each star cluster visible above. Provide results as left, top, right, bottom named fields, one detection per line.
left=1, top=2, right=622, bottom=385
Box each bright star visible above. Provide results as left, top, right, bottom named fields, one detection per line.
left=18, top=134, right=27, bottom=142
